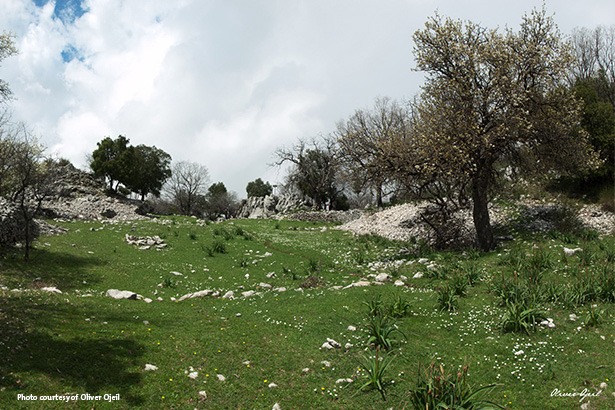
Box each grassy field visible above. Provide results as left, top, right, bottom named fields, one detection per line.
left=0, top=216, right=613, bottom=409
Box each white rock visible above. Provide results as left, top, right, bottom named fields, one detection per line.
left=266, top=272, right=276, bottom=278
left=198, top=391, right=207, bottom=399
left=274, top=287, right=287, bottom=292
left=418, top=258, right=429, bottom=264
left=272, top=403, right=281, bottom=410
left=242, top=290, right=256, bottom=298
left=321, top=342, right=334, bottom=350
left=321, top=360, right=331, bottom=367
left=335, top=378, right=353, bottom=384
left=268, top=382, right=278, bottom=388
left=259, top=282, right=272, bottom=289
left=301, top=368, right=310, bottom=373
left=563, top=247, right=582, bottom=256
left=144, top=364, right=158, bottom=371
left=143, top=298, right=152, bottom=303
left=374, top=273, right=390, bottom=282
left=569, top=313, right=578, bottom=321
left=106, top=289, right=140, bottom=300
left=345, top=343, right=353, bottom=349
left=178, top=289, right=214, bottom=301
left=216, top=374, right=226, bottom=382
left=41, top=286, right=62, bottom=294
left=326, top=338, right=341, bottom=348
left=347, top=325, right=357, bottom=331
left=188, top=371, right=198, bottom=379
left=222, top=290, right=235, bottom=299
left=394, top=280, right=405, bottom=287
left=170, top=271, right=183, bottom=276
left=412, top=272, right=424, bottom=279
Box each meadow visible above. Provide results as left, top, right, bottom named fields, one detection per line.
left=0, top=215, right=613, bottom=409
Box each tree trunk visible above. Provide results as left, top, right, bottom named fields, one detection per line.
left=376, top=185, right=383, bottom=208
left=472, top=168, right=494, bottom=251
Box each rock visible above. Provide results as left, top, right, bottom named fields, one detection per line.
left=198, top=391, right=207, bottom=399
left=106, top=289, right=140, bottom=300
left=216, top=374, right=226, bottom=382
left=326, top=338, right=341, bottom=348
left=343, top=280, right=371, bottom=289
left=144, top=364, right=158, bottom=371
left=394, top=280, right=405, bottom=287
left=41, top=286, right=62, bottom=294
left=188, top=371, right=198, bottom=379
left=143, top=298, right=153, bottom=303
left=347, top=325, right=357, bottom=331
left=272, top=403, right=281, bottom=410
left=335, top=378, right=353, bottom=384
left=241, top=290, right=256, bottom=298
left=374, top=273, right=390, bottom=282
left=413, top=272, right=424, bottom=279
left=563, top=247, right=582, bottom=256
left=268, top=382, right=278, bottom=388
left=259, top=282, right=272, bottom=289
left=178, top=289, right=214, bottom=301
left=222, top=290, right=235, bottom=299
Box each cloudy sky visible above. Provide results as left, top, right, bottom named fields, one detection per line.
left=1, top=0, right=614, bottom=196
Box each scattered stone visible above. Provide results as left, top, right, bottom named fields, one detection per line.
left=216, top=374, right=226, bottom=382
left=539, top=318, right=556, bottom=328
left=274, top=287, right=287, bottom=292
left=347, top=325, right=357, bottom=331
left=222, top=290, right=235, bottom=299
left=241, top=290, right=256, bottom=298
left=413, top=272, right=424, bottom=279
left=125, top=234, right=166, bottom=250
left=144, top=364, right=158, bottom=371
left=335, top=378, right=353, bottom=384
left=272, top=403, right=281, bottom=410
left=394, top=280, right=405, bottom=287
left=198, top=391, right=207, bottom=400
left=188, top=371, right=198, bottom=379
left=268, top=382, right=278, bottom=388
left=569, top=313, right=578, bottom=321
left=143, top=298, right=153, bottom=304
left=326, top=338, right=341, bottom=348
left=259, top=282, right=272, bottom=289
left=170, top=271, right=183, bottom=276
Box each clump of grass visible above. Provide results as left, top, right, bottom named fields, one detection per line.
left=357, top=348, right=395, bottom=401
left=188, top=231, right=198, bottom=240
left=162, top=277, right=176, bottom=288
left=408, top=362, right=503, bottom=410
left=450, top=274, right=468, bottom=297
left=364, top=295, right=384, bottom=317
left=436, top=284, right=459, bottom=312
left=584, top=304, right=604, bottom=328
left=366, top=313, right=405, bottom=351
left=500, top=301, right=546, bottom=335
left=211, top=239, right=227, bottom=254
left=388, top=295, right=412, bottom=318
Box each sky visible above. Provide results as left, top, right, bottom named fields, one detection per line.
left=1, top=0, right=614, bottom=197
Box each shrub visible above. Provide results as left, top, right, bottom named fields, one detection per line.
left=408, top=362, right=503, bottom=410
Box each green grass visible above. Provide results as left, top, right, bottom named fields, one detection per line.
left=0, top=217, right=614, bottom=409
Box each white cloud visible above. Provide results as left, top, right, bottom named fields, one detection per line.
left=1, top=0, right=614, bottom=194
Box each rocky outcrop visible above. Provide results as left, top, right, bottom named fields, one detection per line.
left=0, top=199, right=39, bottom=246
left=237, top=194, right=310, bottom=219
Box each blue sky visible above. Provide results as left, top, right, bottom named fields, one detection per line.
left=1, top=0, right=614, bottom=195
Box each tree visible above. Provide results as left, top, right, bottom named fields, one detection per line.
left=204, top=182, right=238, bottom=220
left=0, top=32, right=17, bottom=104
left=411, top=8, right=598, bottom=251
left=124, top=144, right=172, bottom=200
left=246, top=178, right=273, bottom=198
left=275, top=137, right=345, bottom=210
left=336, top=97, right=413, bottom=207
left=0, top=118, right=54, bottom=260
left=165, top=161, right=209, bottom=216
left=89, top=135, right=132, bottom=192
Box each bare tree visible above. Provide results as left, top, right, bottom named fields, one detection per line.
left=164, top=161, right=210, bottom=216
